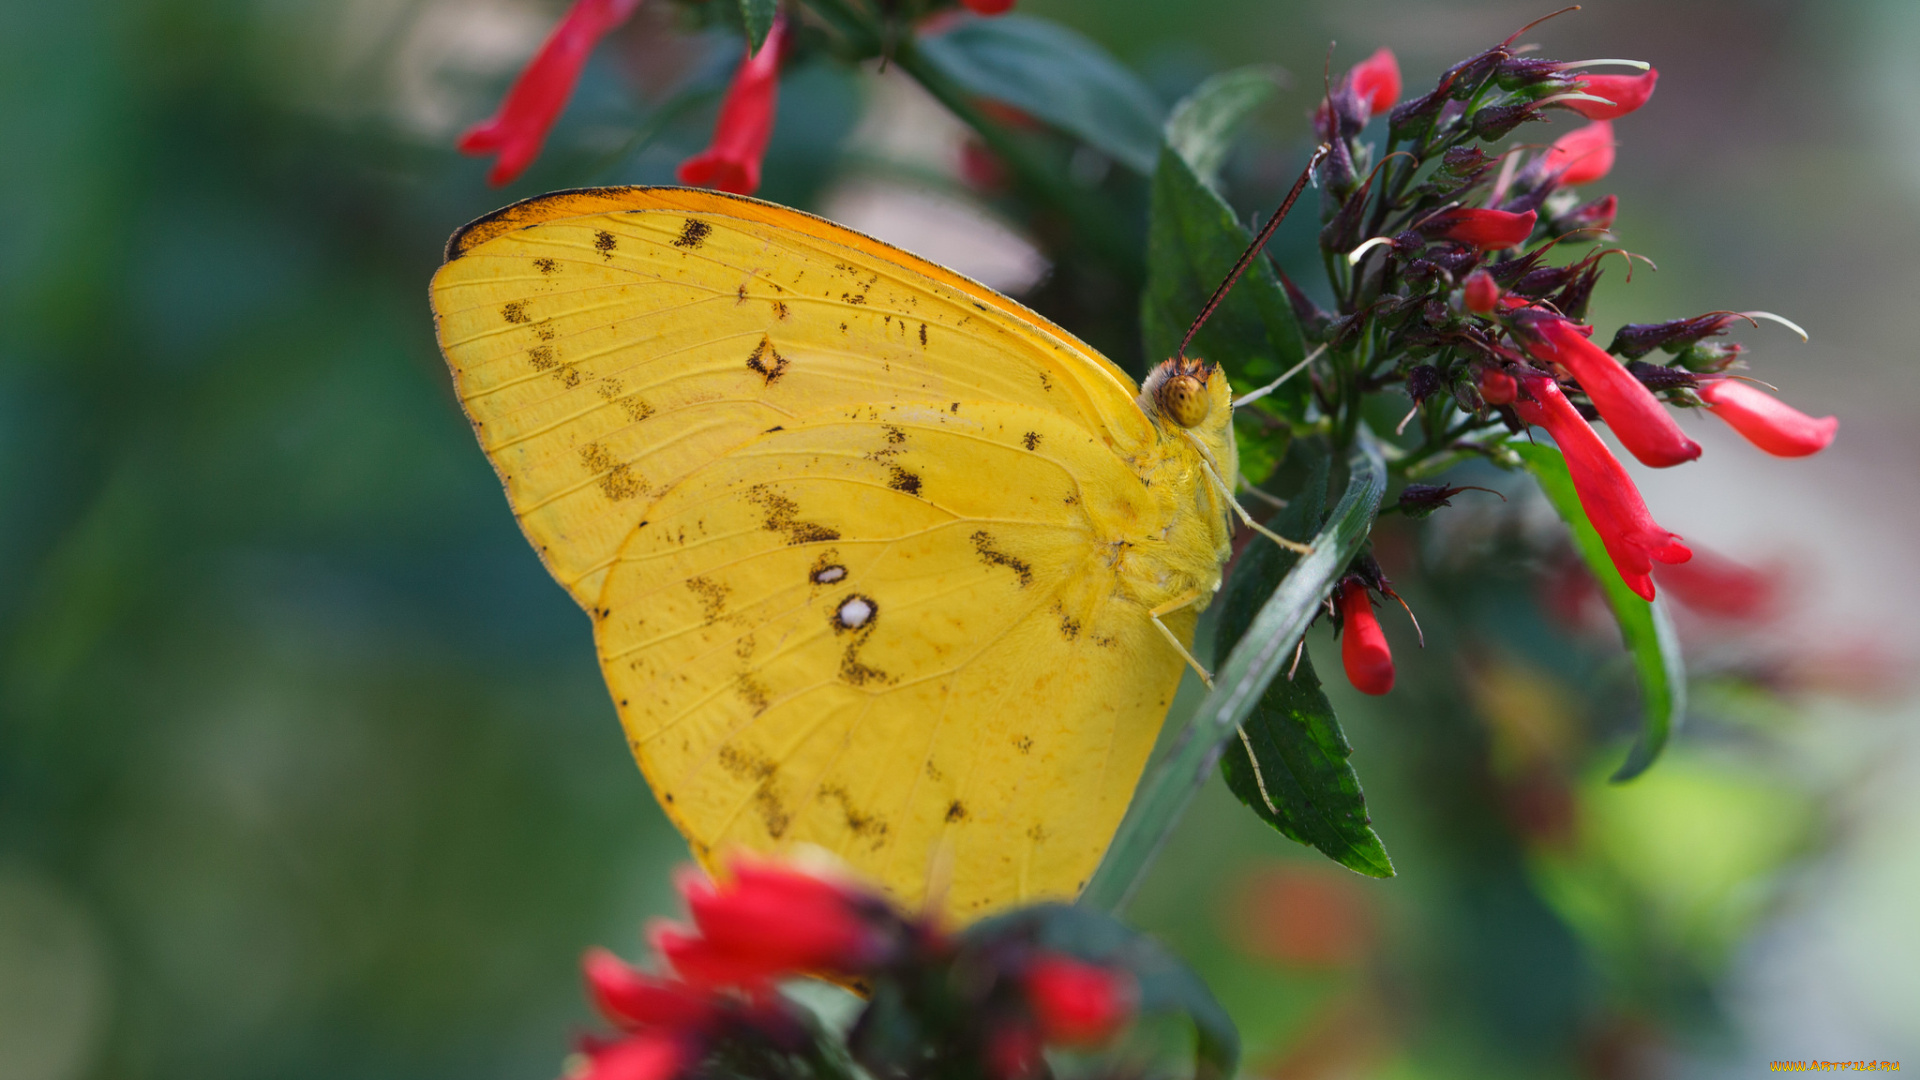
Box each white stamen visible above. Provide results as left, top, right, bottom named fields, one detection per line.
left=1561, top=58, right=1652, bottom=71
left=1347, top=236, right=1395, bottom=266
left=1395, top=403, right=1420, bottom=436
left=1740, top=311, right=1809, bottom=342
left=1535, top=91, right=1617, bottom=110
left=1234, top=342, right=1328, bottom=408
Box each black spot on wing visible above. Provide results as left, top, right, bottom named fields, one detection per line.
left=501, top=301, right=529, bottom=324
left=594, top=230, right=617, bottom=257
left=746, top=335, right=789, bottom=384
left=533, top=257, right=557, bottom=273
left=1022, top=431, right=1042, bottom=451
left=672, top=219, right=710, bottom=248
left=945, top=801, right=968, bottom=823
left=971, top=530, right=1033, bottom=587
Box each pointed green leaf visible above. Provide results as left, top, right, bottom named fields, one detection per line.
left=916, top=15, right=1165, bottom=174
left=1142, top=143, right=1306, bottom=401
left=1209, top=445, right=1390, bottom=877
left=1166, top=66, right=1283, bottom=188
left=1080, top=433, right=1388, bottom=912
left=738, top=0, right=777, bottom=55
left=962, top=904, right=1239, bottom=1080
left=1510, top=441, right=1685, bottom=781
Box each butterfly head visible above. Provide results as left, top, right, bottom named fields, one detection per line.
left=1143, top=356, right=1221, bottom=429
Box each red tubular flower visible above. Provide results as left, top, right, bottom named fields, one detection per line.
left=1542, top=119, right=1615, bottom=187
left=1513, top=372, right=1692, bottom=600
left=1568, top=69, right=1658, bottom=120
left=655, top=859, right=888, bottom=986
left=458, top=0, right=643, bottom=186
left=1519, top=313, right=1702, bottom=468
left=1349, top=47, right=1402, bottom=116
left=678, top=15, right=788, bottom=195
left=574, top=1030, right=695, bottom=1080
left=1651, top=547, right=1781, bottom=622
left=584, top=948, right=719, bottom=1031
left=1697, top=379, right=1838, bottom=457
left=1336, top=581, right=1394, bottom=695
left=1023, top=955, right=1136, bottom=1047
left=1422, top=208, right=1537, bottom=251
left=1463, top=269, right=1500, bottom=314
left=962, top=0, right=1018, bottom=13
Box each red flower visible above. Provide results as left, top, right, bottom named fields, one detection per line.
left=678, top=15, right=788, bottom=195
left=574, top=1030, right=695, bottom=1080
left=1542, top=119, right=1615, bottom=187
left=1463, top=269, right=1500, bottom=314
left=1023, top=955, right=1136, bottom=1047
left=584, top=949, right=720, bottom=1032
left=1697, top=379, right=1837, bottom=457
left=1513, top=372, right=1692, bottom=601
left=961, top=0, right=1018, bottom=13
left=1336, top=581, right=1394, bottom=695
left=1350, top=47, right=1402, bottom=116
left=654, top=859, right=889, bottom=987
left=457, top=0, right=643, bottom=186
left=1518, top=313, right=1702, bottom=468
left=1422, top=207, right=1537, bottom=251
left=1568, top=69, right=1658, bottom=120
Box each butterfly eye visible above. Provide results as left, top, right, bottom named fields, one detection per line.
left=1159, top=374, right=1212, bottom=428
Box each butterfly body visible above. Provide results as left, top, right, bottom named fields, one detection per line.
left=431, top=188, right=1238, bottom=918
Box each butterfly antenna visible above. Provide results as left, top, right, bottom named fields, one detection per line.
left=1176, top=145, right=1329, bottom=362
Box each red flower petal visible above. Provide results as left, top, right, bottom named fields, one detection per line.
left=1349, top=48, right=1401, bottom=116
left=583, top=948, right=717, bottom=1031
left=1568, top=69, right=1658, bottom=121
left=677, top=15, right=787, bottom=196
left=1023, top=955, right=1136, bottom=1047
left=1697, top=379, right=1837, bottom=457
left=1542, top=119, right=1616, bottom=187
left=1424, top=208, right=1537, bottom=251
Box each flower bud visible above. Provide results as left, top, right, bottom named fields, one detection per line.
left=1421, top=207, right=1537, bottom=251
left=1406, top=363, right=1442, bottom=404
left=1349, top=47, right=1402, bottom=116
left=657, top=859, right=896, bottom=986
left=1478, top=365, right=1518, bottom=405
left=1624, top=360, right=1699, bottom=392
left=574, top=1031, right=695, bottom=1080
left=1023, top=955, right=1137, bottom=1047
left=1608, top=313, right=1740, bottom=359
left=1463, top=268, right=1501, bottom=313
left=1443, top=145, right=1488, bottom=175
left=1697, top=379, right=1837, bottom=457
left=1279, top=270, right=1334, bottom=340
left=1395, top=482, right=1501, bottom=519
left=1335, top=581, right=1394, bottom=695
left=1471, top=102, right=1545, bottom=141
left=584, top=949, right=719, bottom=1031
left=1556, top=194, right=1618, bottom=233
left=1568, top=69, right=1659, bottom=120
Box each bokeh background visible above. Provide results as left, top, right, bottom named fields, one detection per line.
left=4, top=0, right=1917, bottom=1077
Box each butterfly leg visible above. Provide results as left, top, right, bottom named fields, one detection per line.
left=1149, top=589, right=1215, bottom=689
left=1200, top=457, right=1313, bottom=555
left=1235, top=726, right=1281, bottom=814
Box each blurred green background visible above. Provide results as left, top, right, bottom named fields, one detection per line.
left=4, top=1, right=1917, bottom=1078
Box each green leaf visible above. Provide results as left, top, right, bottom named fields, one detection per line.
left=1210, top=445, right=1391, bottom=877
left=963, top=904, right=1239, bottom=1080
left=1165, top=66, right=1283, bottom=188
left=1142, top=142, right=1306, bottom=399
left=738, top=0, right=777, bottom=55
left=915, top=15, right=1165, bottom=175
left=1510, top=441, right=1685, bottom=782
left=1080, top=433, right=1388, bottom=912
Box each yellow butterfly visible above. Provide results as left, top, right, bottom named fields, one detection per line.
left=430, top=187, right=1285, bottom=921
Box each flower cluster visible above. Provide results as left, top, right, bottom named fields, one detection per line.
left=568, top=857, right=1143, bottom=1080
left=458, top=0, right=1021, bottom=189
left=1288, top=34, right=1835, bottom=697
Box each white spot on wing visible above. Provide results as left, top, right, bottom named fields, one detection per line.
left=836, top=596, right=874, bottom=629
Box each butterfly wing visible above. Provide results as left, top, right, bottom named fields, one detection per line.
left=431, top=188, right=1195, bottom=917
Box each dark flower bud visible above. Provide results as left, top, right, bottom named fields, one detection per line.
left=1486, top=245, right=1551, bottom=285
left=1553, top=194, right=1618, bottom=235
left=1607, top=313, right=1740, bottom=359
left=1626, top=360, right=1700, bottom=392
left=1406, top=364, right=1443, bottom=403
left=1471, top=102, right=1545, bottom=141
left=1394, top=481, right=1504, bottom=518
left=1448, top=50, right=1506, bottom=99
left=1279, top=270, right=1334, bottom=341
left=1316, top=135, right=1358, bottom=204
left=1494, top=55, right=1580, bottom=91
left=1319, top=183, right=1371, bottom=253
left=1423, top=298, right=1451, bottom=326
left=1403, top=259, right=1442, bottom=289
left=1552, top=262, right=1604, bottom=322
left=1443, top=145, right=1487, bottom=175
left=1511, top=264, right=1579, bottom=296
left=1430, top=247, right=1481, bottom=277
